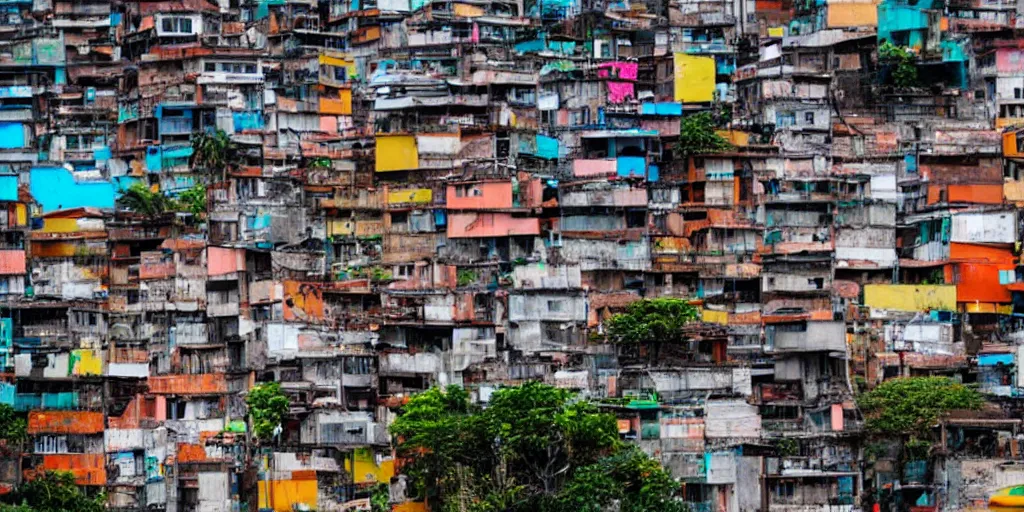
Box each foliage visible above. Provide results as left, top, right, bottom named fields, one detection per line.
left=484, top=382, right=619, bottom=491
left=0, top=404, right=26, bottom=444
left=391, top=383, right=680, bottom=512
left=905, top=438, right=932, bottom=460
left=0, top=504, right=35, bottom=512
left=921, top=269, right=944, bottom=285
left=2, top=471, right=105, bottom=512
left=177, top=183, right=207, bottom=217
left=191, top=130, right=237, bottom=179
left=774, top=438, right=798, bottom=457
left=558, top=446, right=686, bottom=512
left=853, top=375, right=867, bottom=394
left=117, top=183, right=174, bottom=219
left=604, top=298, right=699, bottom=345
left=371, top=483, right=390, bottom=512
left=246, top=382, right=290, bottom=443
left=345, top=266, right=392, bottom=282
left=857, top=377, right=983, bottom=436
left=307, top=157, right=333, bottom=170
left=863, top=442, right=888, bottom=461
left=370, top=267, right=393, bottom=282
left=457, top=269, right=478, bottom=287
left=879, top=41, right=919, bottom=88
left=675, top=112, right=732, bottom=157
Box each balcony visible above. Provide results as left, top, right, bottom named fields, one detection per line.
left=560, top=185, right=648, bottom=208
left=300, top=410, right=387, bottom=446
left=159, top=117, right=193, bottom=136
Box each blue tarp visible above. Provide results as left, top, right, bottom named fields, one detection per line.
left=30, top=167, right=115, bottom=212
left=233, top=111, right=265, bottom=132
left=617, top=156, right=646, bottom=178
left=640, top=103, right=683, bottom=116
left=536, top=135, right=559, bottom=160
left=648, top=164, right=659, bottom=182
left=0, top=175, right=18, bottom=202
left=979, top=353, right=1014, bottom=366
left=0, top=383, right=13, bottom=406
left=0, top=122, right=25, bottom=149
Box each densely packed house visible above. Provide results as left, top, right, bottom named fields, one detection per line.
left=1, top=0, right=1024, bottom=510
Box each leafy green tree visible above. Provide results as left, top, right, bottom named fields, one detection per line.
left=483, top=382, right=618, bottom=493
left=371, top=483, right=390, bottom=512
left=2, top=471, right=105, bottom=512
left=177, top=183, right=207, bottom=217
left=604, top=298, right=700, bottom=346
left=604, top=298, right=700, bottom=363
left=117, top=182, right=174, bottom=219
left=390, top=383, right=681, bottom=512
left=389, top=386, right=483, bottom=506
left=857, top=376, right=982, bottom=436
left=0, top=504, right=34, bottom=512
left=246, top=382, right=290, bottom=443
left=675, top=112, right=732, bottom=157
left=307, top=157, right=333, bottom=170
left=0, top=404, right=26, bottom=444
left=879, top=41, right=919, bottom=88
left=558, top=446, right=685, bottom=512
left=191, top=129, right=238, bottom=181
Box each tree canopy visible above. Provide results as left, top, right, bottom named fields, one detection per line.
left=177, top=183, right=207, bottom=217
left=390, top=382, right=683, bottom=512
left=0, top=404, right=26, bottom=444
left=117, top=183, right=176, bottom=219
left=604, top=298, right=700, bottom=345
left=0, top=471, right=105, bottom=512
left=675, top=112, right=732, bottom=157
left=879, top=41, right=919, bottom=88
left=857, top=376, right=983, bottom=436
left=190, top=129, right=238, bottom=179
left=246, top=382, right=290, bottom=443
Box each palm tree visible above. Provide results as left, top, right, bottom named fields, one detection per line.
left=118, top=183, right=174, bottom=219
left=190, top=129, right=237, bottom=182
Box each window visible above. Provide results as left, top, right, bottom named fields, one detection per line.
left=804, top=112, right=815, bottom=124
left=626, top=210, right=646, bottom=228
left=161, top=17, right=193, bottom=34
left=1000, top=269, right=1017, bottom=284
left=774, top=482, right=795, bottom=498
left=1015, top=88, right=1022, bottom=99
left=775, top=323, right=807, bottom=333
left=776, top=112, right=796, bottom=127
left=205, top=62, right=216, bottom=72
left=547, top=300, right=565, bottom=313
left=344, top=357, right=373, bottom=374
